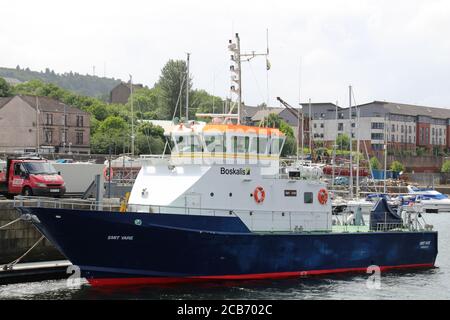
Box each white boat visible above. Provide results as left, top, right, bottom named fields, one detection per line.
left=407, top=185, right=450, bottom=213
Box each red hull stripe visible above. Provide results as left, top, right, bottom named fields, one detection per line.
left=87, top=263, right=434, bottom=287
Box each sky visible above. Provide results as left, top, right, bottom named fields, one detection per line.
left=1, top=0, right=450, bottom=109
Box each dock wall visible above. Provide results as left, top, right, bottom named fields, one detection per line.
left=0, top=201, right=64, bottom=264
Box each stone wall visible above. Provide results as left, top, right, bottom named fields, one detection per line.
left=0, top=201, right=64, bottom=264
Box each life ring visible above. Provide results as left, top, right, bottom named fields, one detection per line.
left=253, top=186, right=265, bottom=204
left=103, top=166, right=114, bottom=180
left=318, top=188, right=328, bottom=205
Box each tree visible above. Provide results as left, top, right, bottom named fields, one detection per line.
left=441, top=160, right=450, bottom=173
left=188, top=89, right=223, bottom=120
left=130, top=86, right=164, bottom=118
left=91, top=116, right=130, bottom=154
left=0, top=77, right=12, bottom=97
left=260, top=114, right=296, bottom=156
left=336, top=133, right=350, bottom=151
left=390, top=160, right=405, bottom=173
left=157, top=60, right=192, bottom=119
left=135, top=122, right=166, bottom=155
left=370, top=156, right=381, bottom=170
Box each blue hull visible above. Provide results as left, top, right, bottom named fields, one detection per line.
left=18, top=207, right=438, bottom=286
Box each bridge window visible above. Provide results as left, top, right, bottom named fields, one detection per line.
left=204, top=134, right=226, bottom=153
left=232, top=136, right=249, bottom=153
left=269, top=137, right=285, bottom=155
left=173, top=134, right=202, bottom=153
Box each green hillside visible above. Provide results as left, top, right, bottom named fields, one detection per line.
left=0, top=66, right=121, bottom=100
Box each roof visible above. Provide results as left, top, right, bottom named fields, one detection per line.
left=242, top=105, right=261, bottom=118
left=349, top=101, right=450, bottom=120
left=251, top=108, right=284, bottom=122
left=203, top=124, right=284, bottom=137
left=376, top=101, right=450, bottom=119
left=0, top=96, right=14, bottom=108
left=112, top=82, right=144, bottom=92
left=18, top=95, right=89, bottom=115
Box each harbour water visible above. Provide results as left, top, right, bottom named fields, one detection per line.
left=0, top=213, right=449, bottom=300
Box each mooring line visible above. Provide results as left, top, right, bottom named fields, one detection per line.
left=0, top=218, right=21, bottom=230
left=1, top=235, right=45, bottom=271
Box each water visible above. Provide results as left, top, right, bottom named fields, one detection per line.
left=1, top=213, right=449, bottom=300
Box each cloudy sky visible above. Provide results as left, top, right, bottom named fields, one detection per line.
left=2, top=0, right=450, bottom=109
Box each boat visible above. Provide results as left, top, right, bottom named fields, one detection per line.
left=407, top=185, right=450, bottom=213
left=14, top=121, right=438, bottom=286
left=13, top=33, right=437, bottom=286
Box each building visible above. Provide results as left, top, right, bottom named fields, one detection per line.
left=300, top=101, right=450, bottom=157
left=0, top=95, right=90, bottom=154
left=109, top=82, right=144, bottom=104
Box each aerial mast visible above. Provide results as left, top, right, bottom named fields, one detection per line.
left=349, top=85, right=353, bottom=198
left=186, top=52, right=190, bottom=121
left=130, top=74, right=135, bottom=157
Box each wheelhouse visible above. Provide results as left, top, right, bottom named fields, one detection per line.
left=169, top=123, right=285, bottom=164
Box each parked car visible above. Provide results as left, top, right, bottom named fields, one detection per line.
left=334, top=176, right=349, bottom=186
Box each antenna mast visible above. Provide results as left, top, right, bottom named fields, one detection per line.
left=130, top=74, right=135, bottom=157
left=228, top=32, right=269, bottom=124
left=186, top=53, right=190, bottom=121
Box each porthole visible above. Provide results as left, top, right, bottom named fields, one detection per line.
left=210, top=192, right=214, bottom=197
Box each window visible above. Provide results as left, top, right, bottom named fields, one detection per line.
left=232, top=136, right=249, bottom=153
left=432, top=128, right=435, bottom=135
left=313, top=123, right=317, bottom=128
left=338, top=113, right=344, bottom=119
left=401, top=125, right=404, bottom=133
left=408, top=136, right=411, bottom=143
left=351, top=123, right=355, bottom=128
left=76, top=115, right=84, bottom=127
left=258, top=137, right=269, bottom=155
left=269, top=137, right=284, bottom=155
left=76, top=132, right=83, bottom=145
left=173, top=134, right=202, bottom=153
left=46, top=113, right=53, bottom=125
left=205, top=134, right=226, bottom=153
left=304, top=192, right=313, bottom=204
left=372, top=144, right=383, bottom=151
left=409, top=126, right=412, bottom=134
left=338, top=123, right=343, bottom=131
left=392, top=124, right=395, bottom=132
left=44, top=130, right=53, bottom=143
left=371, top=123, right=384, bottom=130
left=320, top=123, right=324, bottom=128
left=61, top=130, right=67, bottom=143
left=371, top=133, right=384, bottom=140
left=440, top=128, right=442, bottom=136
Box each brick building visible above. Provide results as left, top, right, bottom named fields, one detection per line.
left=300, top=101, right=450, bottom=157
left=109, top=82, right=144, bottom=104
left=0, top=95, right=90, bottom=154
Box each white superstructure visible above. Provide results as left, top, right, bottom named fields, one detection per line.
left=128, top=122, right=332, bottom=232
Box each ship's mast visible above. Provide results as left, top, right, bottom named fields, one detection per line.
left=349, top=85, right=353, bottom=198
left=186, top=52, right=190, bottom=121
left=130, top=74, right=135, bottom=157
left=228, top=33, right=269, bottom=124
